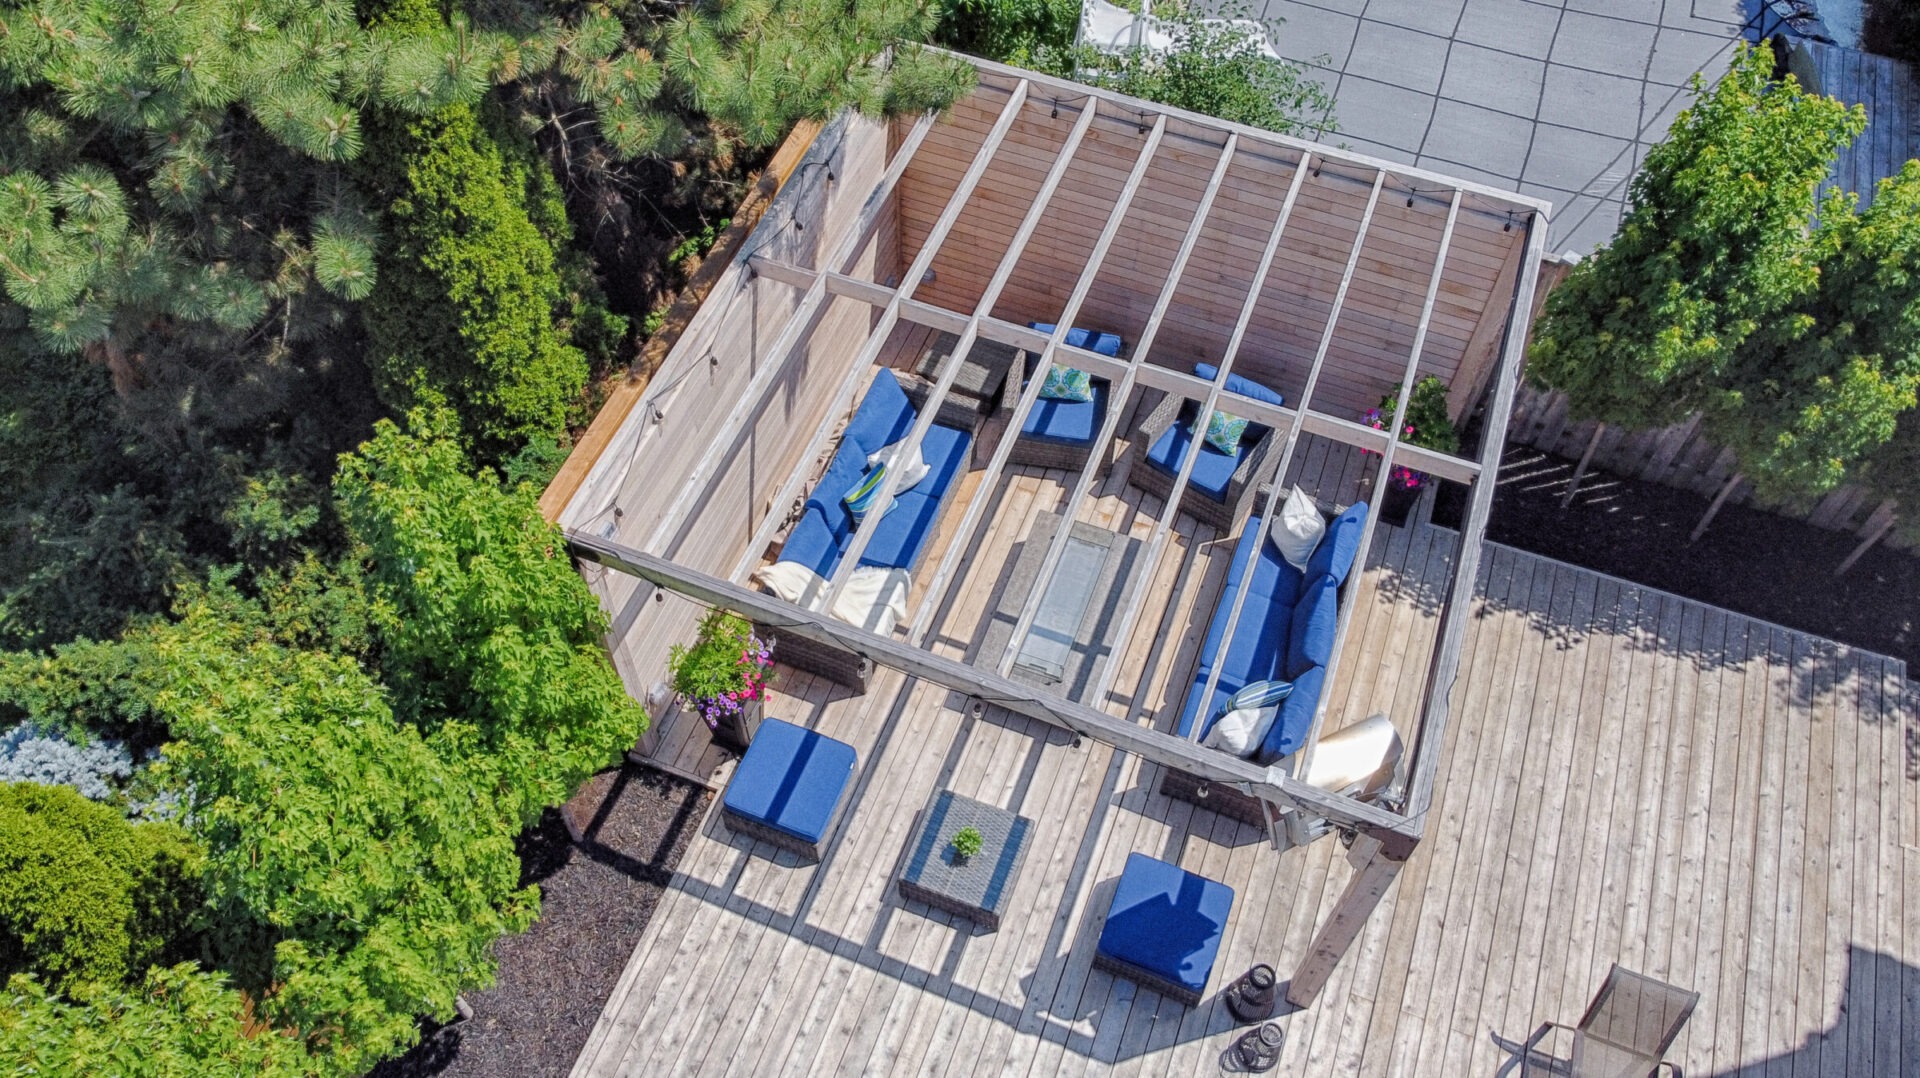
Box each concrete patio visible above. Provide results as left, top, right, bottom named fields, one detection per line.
left=1252, top=0, right=1754, bottom=252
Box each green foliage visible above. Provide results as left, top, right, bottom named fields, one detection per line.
left=363, top=103, right=589, bottom=452
left=1391, top=376, right=1459, bottom=454
left=949, top=825, right=983, bottom=859
left=150, top=597, right=535, bottom=1073
left=0, top=783, right=202, bottom=996
left=1711, top=163, right=1920, bottom=500
left=1528, top=46, right=1866, bottom=433
left=937, top=0, right=1080, bottom=64
left=671, top=219, right=734, bottom=267
left=333, top=411, right=645, bottom=826
left=1, top=965, right=322, bottom=1077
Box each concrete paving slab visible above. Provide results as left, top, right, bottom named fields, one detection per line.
left=1640, top=82, right=1693, bottom=141
left=1524, top=123, right=1634, bottom=196
left=1568, top=0, right=1661, bottom=25
left=1345, top=21, right=1451, bottom=94
left=1266, top=1, right=1359, bottom=66
left=1271, top=0, right=1366, bottom=15
left=1325, top=134, right=1416, bottom=169
left=1549, top=10, right=1659, bottom=79
left=1454, top=0, right=1562, bottom=57
left=1424, top=99, right=1535, bottom=177
left=1678, top=0, right=1748, bottom=34
left=1648, top=26, right=1740, bottom=86
left=1326, top=74, right=1437, bottom=151
left=1357, top=0, right=1465, bottom=38
left=1414, top=154, right=1519, bottom=189
left=1440, top=41, right=1547, bottom=117
left=1538, top=64, right=1645, bottom=139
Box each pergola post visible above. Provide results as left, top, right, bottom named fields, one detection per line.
left=1284, top=837, right=1404, bottom=1007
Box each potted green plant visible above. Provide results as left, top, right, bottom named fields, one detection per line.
left=949, top=825, right=983, bottom=864
left=667, top=611, right=774, bottom=750
left=1363, top=376, right=1459, bottom=528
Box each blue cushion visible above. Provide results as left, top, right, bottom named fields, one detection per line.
left=852, top=422, right=971, bottom=571
left=1096, top=852, right=1234, bottom=996
left=1175, top=518, right=1302, bottom=739
left=1192, top=362, right=1285, bottom=408
left=1305, top=502, right=1369, bottom=586
left=723, top=718, right=857, bottom=845
left=779, top=509, right=841, bottom=579
left=1143, top=414, right=1241, bottom=502
left=805, top=449, right=866, bottom=547
left=1256, top=663, right=1324, bottom=764
left=1022, top=377, right=1109, bottom=446
left=844, top=369, right=916, bottom=457
left=1031, top=322, right=1123, bottom=357
left=1286, top=574, right=1340, bottom=679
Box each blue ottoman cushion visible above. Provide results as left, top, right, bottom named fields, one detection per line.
left=722, top=718, right=856, bottom=846
left=1097, top=852, right=1234, bottom=997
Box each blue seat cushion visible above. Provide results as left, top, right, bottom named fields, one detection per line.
left=1256, top=663, right=1324, bottom=764
left=723, top=717, right=857, bottom=845
left=1031, top=322, right=1124, bottom=357
left=1097, top=852, right=1234, bottom=996
left=844, top=369, right=916, bottom=458
left=779, top=508, right=842, bottom=579
left=854, top=422, right=970, bottom=570
left=1022, top=377, right=1109, bottom=446
left=1305, top=501, right=1369, bottom=586
left=1175, top=518, right=1302, bottom=739
left=1143, top=410, right=1248, bottom=502
left=1192, top=362, right=1285, bottom=408
left=1286, top=574, right=1340, bottom=679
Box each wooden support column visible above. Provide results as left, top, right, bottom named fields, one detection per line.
left=1837, top=503, right=1897, bottom=576
left=1284, top=837, right=1405, bottom=1007
left=1689, top=471, right=1743, bottom=543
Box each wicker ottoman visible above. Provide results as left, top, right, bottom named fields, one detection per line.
left=1093, top=852, right=1235, bottom=1006
left=721, top=718, right=856, bottom=862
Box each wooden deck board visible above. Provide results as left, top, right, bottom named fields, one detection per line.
left=579, top=515, right=1919, bottom=1076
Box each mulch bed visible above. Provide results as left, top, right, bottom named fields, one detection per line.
left=370, top=763, right=710, bottom=1078
left=1476, top=443, right=1920, bottom=669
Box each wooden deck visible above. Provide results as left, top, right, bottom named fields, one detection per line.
left=576, top=511, right=1919, bottom=1075
left=1797, top=40, right=1920, bottom=212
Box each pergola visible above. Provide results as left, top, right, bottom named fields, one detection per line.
left=557, top=52, right=1549, bottom=1004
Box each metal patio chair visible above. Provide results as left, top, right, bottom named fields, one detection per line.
left=1519, top=964, right=1700, bottom=1078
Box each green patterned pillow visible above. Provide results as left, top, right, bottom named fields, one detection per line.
left=843, top=461, right=889, bottom=527
left=1038, top=364, right=1094, bottom=402
left=1203, top=409, right=1249, bottom=456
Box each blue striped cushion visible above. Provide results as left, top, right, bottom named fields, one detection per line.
left=1225, top=679, right=1293, bottom=713
left=843, top=461, right=889, bottom=526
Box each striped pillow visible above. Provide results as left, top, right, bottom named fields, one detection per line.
left=1224, top=679, right=1293, bottom=714
left=843, top=461, right=889, bottom=527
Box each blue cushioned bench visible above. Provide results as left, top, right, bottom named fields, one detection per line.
left=760, top=368, right=973, bottom=690
left=1093, top=852, right=1235, bottom=1006
left=1160, top=500, right=1370, bottom=826
left=721, top=717, right=857, bottom=861
left=1006, top=324, right=1125, bottom=471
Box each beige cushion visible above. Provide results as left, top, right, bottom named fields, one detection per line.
left=1269, top=486, right=1326, bottom=569
left=1202, top=704, right=1278, bottom=758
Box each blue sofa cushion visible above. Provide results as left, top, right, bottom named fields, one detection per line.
left=723, top=717, right=856, bottom=845
left=1175, top=517, right=1303, bottom=739
left=1144, top=412, right=1241, bottom=502
left=844, top=369, right=916, bottom=458
left=1305, top=501, right=1369, bottom=586
left=1192, top=362, right=1285, bottom=408
left=805, top=450, right=866, bottom=547
left=1031, top=322, right=1124, bottom=357
left=853, top=421, right=969, bottom=570
left=1097, top=852, right=1234, bottom=997
left=1286, top=574, right=1340, bottom=678
left=1022, top=376, right=1109, bottom=447
left=779, top=509, right=842, bottom=579
left=1256, top=663, right=1324, bottom=764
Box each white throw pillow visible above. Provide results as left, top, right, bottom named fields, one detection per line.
left=752, top=561, right=910, bottom=635
left=867, top=440, right=931, bottom=494
left=752, top=560, right=831, bottom=609
left=1203, top=705, right=1278, bottom=758
left=1269, top=486, right=1326, bottom=569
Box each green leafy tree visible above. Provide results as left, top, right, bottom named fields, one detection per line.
left=1, top=964, right=321, bottom=1077
left=0, top=783, right=202, bottom=996
left=1527, top=45, right=1864, bottom=432
left=1708, top=163, right=1920, bottom=500
left=333, top=410, right=645, bottom=826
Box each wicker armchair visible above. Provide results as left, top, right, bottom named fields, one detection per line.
left=1003, top=350, right=1116, bottom=472
left=1129, top=391, right=1275, bottom=534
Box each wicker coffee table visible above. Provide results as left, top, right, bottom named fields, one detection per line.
left=898, top=790, right=1032, bottom=930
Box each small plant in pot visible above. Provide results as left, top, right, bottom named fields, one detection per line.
left=949, top=825, right=984, bottom=863
left=667, top=611, right=774, bottom=750
left=1363, top=376, right=1459, bottom=526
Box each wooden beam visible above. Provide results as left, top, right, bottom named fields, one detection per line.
left=822, top=86, right=1096, bottom=612
left=568, top=530, right=1419, bottom=853
left=643, top=111, right=941, bottom=555
left=1185, top=172, right=1388, bottom=741
left=1284, top=837, right=1404, bottom=1007
left=725, top=81, right=1032, bottom=580
left=996, top=134, right=1252, bottom=675
left=905, top=113, right=1173, bottom=641
left=1401, top=212, right=1548, bottom=827
left=1292, top=191, right=1462, bottom=786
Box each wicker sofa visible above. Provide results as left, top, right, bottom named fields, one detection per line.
left=1005, top=324, right=1126, bottom=472
left=755, top=368, right=973, bottom=691
left=1159, top=499, right=1370, bottom=826
left=1129, top=363, right=1285, bottom=533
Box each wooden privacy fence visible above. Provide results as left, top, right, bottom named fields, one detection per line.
left=1505, top=381, right=1909, bottom=560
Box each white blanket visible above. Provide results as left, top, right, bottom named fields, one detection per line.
left=753, top=561, right=912, bottom=635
